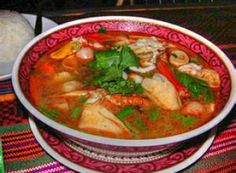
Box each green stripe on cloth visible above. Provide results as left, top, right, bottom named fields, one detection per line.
left=0, top=123, right=30, bottom=133
left=0, top=123, right=55, bottom=172
left=5, top=154, right=54, bottom=172
left=0, top=138, right=4, bottom=173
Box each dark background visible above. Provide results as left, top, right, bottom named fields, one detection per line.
left=1, top=0, right=235, bottom=13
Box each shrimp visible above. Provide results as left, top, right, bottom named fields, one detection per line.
left=106, top=94, right=153, bottom=108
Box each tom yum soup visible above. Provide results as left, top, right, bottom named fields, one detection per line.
left=29, top=28, right=221, bottom=139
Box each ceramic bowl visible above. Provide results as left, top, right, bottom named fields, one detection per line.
left=12, top=16, right=236, bottom=156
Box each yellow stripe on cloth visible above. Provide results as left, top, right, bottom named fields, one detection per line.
left=0, top=94, right=16, bottom=102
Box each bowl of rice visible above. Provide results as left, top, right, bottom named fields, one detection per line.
left=0, top=10, right=34, bottom=81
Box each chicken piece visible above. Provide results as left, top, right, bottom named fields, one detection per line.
left=129, top=37, right=164, bottom=67
left=60, top=89, right=107, bottom=104
left=178, top=63, right=202, bottom=76
left=78, top=104, right=132, bottom=138
left=181, top=101, right=204, bottom=117
left=181, top=101, right=215, bottom=119
left=141, top=74, right=182, bottom=110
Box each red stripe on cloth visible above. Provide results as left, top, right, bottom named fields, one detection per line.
left=5, top=151, right=45, bottom=162
left=2, top=138, right=35, bottom=146
left=196, top=160, right=236, bottom=173
left=4, top=143, right=39, bottom=152
left=213, top=135, right=236, bottom=145
left=0, top=130, right=32, bottom=137
left=4, top=147, right=44, bottom=159
left=2, top=133, right=34, bottom=142
left=204, top=145, right=236, bottom=158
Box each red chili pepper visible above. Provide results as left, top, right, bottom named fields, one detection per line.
left=84, top=33, right=105, bottom=43
left=157, top=61, right=190, bottom=98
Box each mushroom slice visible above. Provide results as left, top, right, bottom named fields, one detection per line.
left=178, top=63, right=202, bottom=76
left=169, top=50, right=189, bottom=67
left=129, top=64, right=155, bottom=73
left=142, top=74, right=181, bottom=110
left=78, top=104, right=132, bottom=138
left=197, top=69, right=220, bottom=88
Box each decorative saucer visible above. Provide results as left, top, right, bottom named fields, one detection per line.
left=29, top=117, right=216, bottom=173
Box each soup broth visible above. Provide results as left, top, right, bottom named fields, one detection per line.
left=30, top=30, right=220, bottom=139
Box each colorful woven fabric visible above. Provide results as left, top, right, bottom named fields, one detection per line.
left=0, top=123, right=75, bottom=173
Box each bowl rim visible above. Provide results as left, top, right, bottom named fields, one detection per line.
left=12, top=16, right=236, bottom=147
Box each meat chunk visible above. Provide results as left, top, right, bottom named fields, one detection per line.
left=141, top=74, right=181, bottom=110
left=78, top=104, right=131, bottom=138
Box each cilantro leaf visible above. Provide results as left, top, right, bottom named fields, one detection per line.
left=120, top=45, right=139, bottom=70
left=89, top=45, right=142, bottom=94
left=98, top=26, right=106, bottom=33
left=174, top=69, right=215, bottom=103
left=100, top=79, right=143, bottom=94
left=174, top=113, right=198, bottom=127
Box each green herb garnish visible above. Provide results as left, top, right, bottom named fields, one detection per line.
left=174, top=69, right=215, bottom=103
left=133, top=118, right=146, bottom=130
left=71, top=107, right=82, bottom=118
left=90, top=45, right=142, bottom=94
left=116, top=106, right=136, bottom=120
left=124, top=120, right=140, bottom=134
left=101, top=79, right=143, bottom=94
left=38, top=107, right=60, bottom=119
left=174, top=113, right=198, bottom=127
left=98, top=26, right=106, bottom=33
left=148, top=107, right=159, bottom=121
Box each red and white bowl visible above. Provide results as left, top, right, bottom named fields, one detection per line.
left=12, top=16, right=236, bottom=155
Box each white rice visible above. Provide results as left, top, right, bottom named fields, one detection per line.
left=0, top=10, right=34, bottom=75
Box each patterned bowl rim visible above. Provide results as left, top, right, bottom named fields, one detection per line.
left=12, top=16, right=236, bottom=147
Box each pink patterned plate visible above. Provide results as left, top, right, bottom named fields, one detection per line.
left=29, top=117, right=216, bottom=173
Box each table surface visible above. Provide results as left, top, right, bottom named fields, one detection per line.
left=0, top=2, right=236, bottom=173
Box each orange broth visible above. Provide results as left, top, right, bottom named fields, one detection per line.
left=29, top=31, right=220, bottom=139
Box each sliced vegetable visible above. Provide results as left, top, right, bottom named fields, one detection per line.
left=123, top=120, right=140, bottom=134
left=38, top=107, right=60, bottom=119
left=84, top=33, right=105, bottom=43
left=50, top=42, right=73, bottom=60
left=174, top=69, right=215, bottom=103
left=174, top=113, right=198, bottom=127
left=148, top=107, right=159, bottom=121
left=157, top=61, right=190, bottom=98
left=133, top=118, right=146, bottom=130
left=116, top=106, right=136, bottom=120
left=71, top=107, right=83, bottom=118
